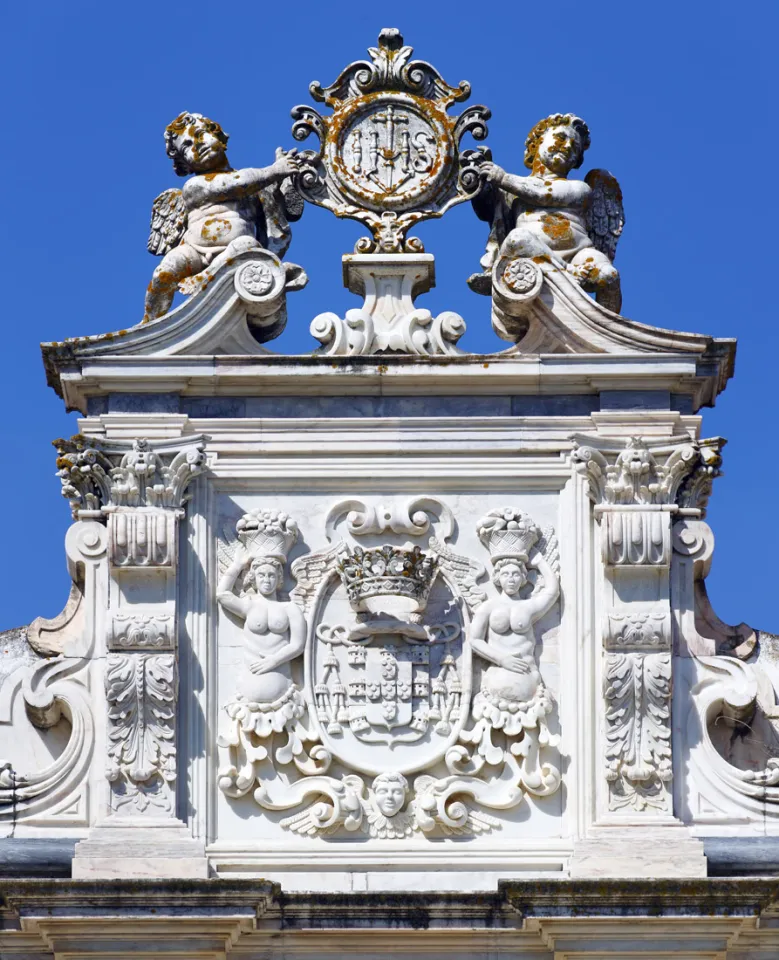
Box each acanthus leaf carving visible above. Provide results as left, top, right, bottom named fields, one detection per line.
left=108, top=614, right=174, bottom=651
left=604, top=651, right=672, bottom=812
left=105, top=653, right=177, bottom=813
left=604, top=610, right=670, bottom=651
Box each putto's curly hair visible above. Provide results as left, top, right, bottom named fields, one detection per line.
left=243, top=556, right=284, bottom=594
left=164, top=111, right=229, bottom=176
left=524, top=113, right=590, bottom=170
left=372, top=771, right=409, bottom=791
left=491, top=557, right=529, bottom=590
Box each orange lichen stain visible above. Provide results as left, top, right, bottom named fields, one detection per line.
left=541, top=213, right=573, bottom=242
left=201, top=217, right=230, bottom=242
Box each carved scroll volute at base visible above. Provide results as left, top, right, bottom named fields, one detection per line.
left=672, top=519, right=757, bottom=659
left=0, top=520, right=107, bottom=825
left=489, top=256, right=543, bottom=342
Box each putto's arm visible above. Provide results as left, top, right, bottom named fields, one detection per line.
left=185, top=150, right=299, bottom=206
left=484, top=164, right=589, bottom=209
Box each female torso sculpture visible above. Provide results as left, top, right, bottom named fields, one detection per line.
left=470, top=554, right=558, bottom=709
left=217, top=550, right=305, bottom=705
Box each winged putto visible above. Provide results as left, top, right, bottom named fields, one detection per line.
left=468, top=113, right=625, bottom=313
left=144, top=112, right=305, bottom=323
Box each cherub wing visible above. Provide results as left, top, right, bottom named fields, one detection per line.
left=256, top=178, right=304, bottom=259
left=584, top=169, right=624, bottom=262
left=280, top=804, right=343, bottom=837
left=289, top=544, right=342, bottom=615
left=217, top=523, right=241, bottom=578
left=147, top=188, right=187, bottom=256
left=438, top=807, right=500, bottom=837
left=429, top=537, right=487, bottom=610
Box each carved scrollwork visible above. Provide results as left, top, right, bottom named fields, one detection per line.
left=0, top=521, right=105, bottom=824
left=325, top=496, right=455, bottom=541
left=687, top=655, right=779, bottom=817
left=604, top=610, right=670, bottom=651
left=108, top=614, right=174, bottom=651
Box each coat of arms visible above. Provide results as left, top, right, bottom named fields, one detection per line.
left=216, top=498, right=562, bottom=839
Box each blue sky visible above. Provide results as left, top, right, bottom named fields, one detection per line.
left=2, top=1, right=777, bottom=632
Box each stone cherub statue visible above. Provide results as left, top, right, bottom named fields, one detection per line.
left=144, top=112, right=305, bottom=323
left=469, top=113, right=625, bottom=313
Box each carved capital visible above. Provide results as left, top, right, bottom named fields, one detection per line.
left=55, top=435, right=208, bottom=520
left=572, top=435, right=722, bottom=512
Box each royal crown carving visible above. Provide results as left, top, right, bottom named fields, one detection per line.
left=336, top=544, right=438, bottom=613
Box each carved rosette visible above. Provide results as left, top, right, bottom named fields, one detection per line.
left=215, top=498, right=563, bottom=839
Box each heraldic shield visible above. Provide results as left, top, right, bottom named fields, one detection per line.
left=303, top=541, right=472, bottom=776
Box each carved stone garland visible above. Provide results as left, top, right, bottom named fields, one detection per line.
left=216, top=498, right=563, bottom=839
left=573, top=435, right=723, bottom=814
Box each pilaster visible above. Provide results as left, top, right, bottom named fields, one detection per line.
left=55, top=434, right=211, bottom=878
left=568, top=434, right=722, bottom=877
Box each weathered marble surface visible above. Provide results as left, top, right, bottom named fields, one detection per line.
left=3, top=25, right=776, bottom=918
